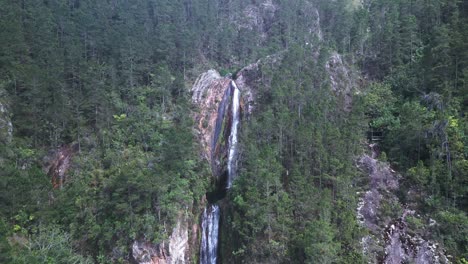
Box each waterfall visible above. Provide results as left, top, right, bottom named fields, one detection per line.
left=200, top=204, right=220, bottom=264
left=227, top=81, right=241, bottom=189
left=200, top=80, right=241, bottom=264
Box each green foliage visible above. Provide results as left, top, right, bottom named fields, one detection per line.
left=0, top=0, right=466, bottom=262
left=407, top=161, right=431, bottom=186
left=11, top=226, right=93, bottom=264
left=350, top=0, right=468, bottom=260
left=435, top=210, right=468, bottom=258
left=406, top=215, right=425, bottom=234
left=223, top=46, right=365, bottom=262
left=361, top=82, right=399, bottom=130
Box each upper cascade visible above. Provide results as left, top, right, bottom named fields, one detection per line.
left=192, top=70, right=245, bottom=189
left=227, top=81, right=241, bottom=189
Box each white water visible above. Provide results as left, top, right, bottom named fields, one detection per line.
left=200, top=204, right=220, bottom=264
left=200, top=81, right=240, bottom=264
left=227, top=81, right=241, bottom=189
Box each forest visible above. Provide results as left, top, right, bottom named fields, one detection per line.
left=0, top=0, right=466, bottom=263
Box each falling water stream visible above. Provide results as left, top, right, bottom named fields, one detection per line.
left=200, top=204, right=220, bottom=264
left=227, top=81, right=241, bottom=189
left=200, top=80, right=241, bottom=264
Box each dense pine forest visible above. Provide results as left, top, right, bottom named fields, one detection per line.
left=0, top=0, right=466, bottom=263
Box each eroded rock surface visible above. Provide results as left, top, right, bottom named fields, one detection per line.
left=228, top=0, right=322, bottom=43
left=326, top=52, right=356, bottom=111
left=132, top=217, right=189, bottom=264
left=358, top=146, right=450, bottom=264
left=229, top=0, right=278, bottom=40
left=192, top=70, right=231, bottom=161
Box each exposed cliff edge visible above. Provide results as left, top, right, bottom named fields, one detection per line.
left=358, top=145, right=450, bottom=263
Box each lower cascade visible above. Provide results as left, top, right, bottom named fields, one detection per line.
left=200, top=204, right=220, bottom=264
left=200, top=80, right=241, bottom=264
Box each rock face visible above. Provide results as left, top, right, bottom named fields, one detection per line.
left=326, top=52, right=356, bottom=111
left=235, top=53, right=283, bottom=114
left=132, top=217, right=189, bottom=264
left=132, top=241, right=169, bottom=264
left=44, top=144, right=78, bottom=189
left=229, top=0, right=278, bottom=40
left=0, top=88, right=13, bottom=144
left=229, top=0, right=322, bottom=43
left=358, top=146, right=450, bottom=264
left=301, top=1, right=323, bottom=41
left=192, top=70, right=232, bottom=162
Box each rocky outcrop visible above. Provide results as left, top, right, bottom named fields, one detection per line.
left=229, top=0, right=322, bottom=43
left=132, top=241, right=169, bottom=264
left=132, top=217, right=189, bottom=264
left=358, top=146, right=450, bottom=263
left=0, top=88, right=13, bottom=144
left=229, top=0, right=278, bottom=40
left=192, top=70, right=231, bottom=162
left=301, top=1, right=323, bottom=41
left=326, top=52, right=356, bottom=111
left=44, top=144, right=78, bottom=189
left=235, top=53, right=283, bottom=114
left=169, top=218, right=189, bottom=264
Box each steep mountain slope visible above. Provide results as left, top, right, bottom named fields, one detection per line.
left=0, top=0, right=466, bottom=263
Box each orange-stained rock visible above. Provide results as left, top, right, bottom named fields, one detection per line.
left=191, top=70, right=231, bottom=162
left=45, top=144, right=78, bottom=189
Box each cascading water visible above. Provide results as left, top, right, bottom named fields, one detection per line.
left=200, top=204, right=220, bottom=264
left=200, top=80, right=241, bottom=264
left=227, top=81, right=241, bottom=189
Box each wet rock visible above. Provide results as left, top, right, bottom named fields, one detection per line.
left=191, top=70, right=231, bottom=161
